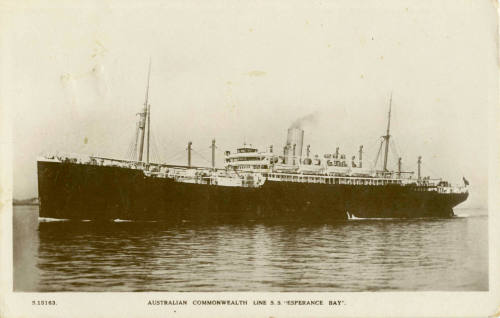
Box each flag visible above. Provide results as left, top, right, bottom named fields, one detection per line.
left=463, top=177, right=469, bottom=186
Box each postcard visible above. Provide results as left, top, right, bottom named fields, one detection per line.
left=0, top=0, right=498, bottom=317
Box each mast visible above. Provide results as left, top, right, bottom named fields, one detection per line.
left=358, top=145, right=363, bottom=168
left=382, top=93, right=392, bottom=171
left=132, top=121, right=139, bottom=160
left=146, top=97, right=151, bottom=164
left=145, top=59, right=152, bottom=165
left=211, top=139, right=216, bottom=169
left=417, top=156, right=422, bottom=180
left=187, top=141, right=192, bottom=167
left=398, top=157, right=402, bottom=178
left=138, top=59, right=151, bottom=163
left=137, top=111, right=146, bottom=162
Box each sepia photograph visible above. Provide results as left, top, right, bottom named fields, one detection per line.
left=1, top=0, right=498, bottom=317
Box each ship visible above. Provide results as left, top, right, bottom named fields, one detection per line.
left=37, top=67, right=469, bottom=222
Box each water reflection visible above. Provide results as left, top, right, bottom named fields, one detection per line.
left=13, top=206, right=488, bottom=291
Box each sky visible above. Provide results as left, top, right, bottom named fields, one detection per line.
left=2, top=0, right=497, bottom=208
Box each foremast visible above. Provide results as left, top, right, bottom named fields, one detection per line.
left=373, top=93, right=393, bottom=174
left=382, top=93, right=392, bottom=171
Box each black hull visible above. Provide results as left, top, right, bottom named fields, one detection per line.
left=37, top=161, right=468, bottom=222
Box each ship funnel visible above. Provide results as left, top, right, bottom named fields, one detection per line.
left=286, top=127, right=304, bottom=161
left=292, top=144, right=297, bottom=165
left=283, top=144, right=289, bottom=164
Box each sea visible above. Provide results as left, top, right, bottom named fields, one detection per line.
left=13, top=205, right=488, bottom=292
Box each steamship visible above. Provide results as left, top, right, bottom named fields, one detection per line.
left=37, top=71, right=469, bottom=222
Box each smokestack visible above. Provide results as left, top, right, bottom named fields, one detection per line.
left=306, top=145, right=310, bottom=158
left=286, top=128, right=304, bottom=159
left=292, top=144, right=296, bottom=165
left=335, top=147, right=339, bottom=158
left=351, top=155, right=356, bottom=167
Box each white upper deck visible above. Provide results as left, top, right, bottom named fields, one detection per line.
left=38, top=146, right=468, bottom=194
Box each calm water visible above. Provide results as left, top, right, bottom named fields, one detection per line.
left=13, top=205, right=488, bottom=292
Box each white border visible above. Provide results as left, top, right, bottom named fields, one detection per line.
left=0, top=1, right=499, bottom=317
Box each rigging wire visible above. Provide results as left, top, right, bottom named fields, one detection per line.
left=216, top=148, right=227, bottom=156
left=372, top=138, right=384, bottom=170
left=125, top=139, right=133, bottom=161
left=390, top=138, right=399, bottom=159
left=389, top=139, right=400, bottom=169
left=147, top=120, right=190, bottom=164
left=154, top=132, right=163, bottom=162
left=358, top=136, right=383, bottom=170
left=420, top=162, right=440, bottom=179
left=164, top=149, right=188, bottom=162
left=191, top=148, right=212, bottom=166
left=392, top=137, right=404, bottom=161
left=150, top=129, right=162, bottom=163
left=157, top=131, right=189, bottom=158
left=125, top=128, right=138, bottom=161
left=153, top=133, right=170, bottom=161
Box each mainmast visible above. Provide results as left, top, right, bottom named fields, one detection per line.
left=382, top=93, right=392, bottom=171
left=137, top=60, right=151, bottom=163
left=146, top=64, right=151, bottom=165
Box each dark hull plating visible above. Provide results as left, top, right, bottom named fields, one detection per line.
left=37, top=161, right=468, bottom=222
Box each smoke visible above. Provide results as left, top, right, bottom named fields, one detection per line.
left=290, top=111, right=319, bottom=129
